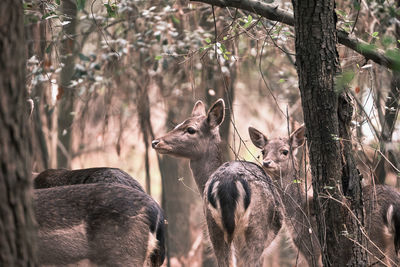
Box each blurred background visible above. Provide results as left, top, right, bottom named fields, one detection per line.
left=24, top=0, right=400, bottom=265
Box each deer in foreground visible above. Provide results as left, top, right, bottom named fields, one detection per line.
left=249, top=125, right=400, bottom=266
left=34, top=167, right=144, bottom=192
left=152, top=99, right=283, bottom=267
left=35, top=183, right=165, bottom=266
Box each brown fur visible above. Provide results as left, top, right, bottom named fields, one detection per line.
left=249, top=125, right=400, bottom=266
left=152, top=99, right=283, bottom=267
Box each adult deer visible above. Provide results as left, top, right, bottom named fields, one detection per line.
left=249, top=125, right=400, bottom=266
left=34, top=167, right=144, bottom=192
left=34, top=168, right=164, bottom=266
left=35, top=183, right=165, bottom=266
left=152, top=99, right=283, bottom=267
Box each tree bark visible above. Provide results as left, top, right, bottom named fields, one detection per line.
left=26, top=5, right=50, bottom=170
left=0, top=1, right=37, bottom=265
left=292, top=0, right=367, bottom=265
left=57, top=0, right=78, bottom=168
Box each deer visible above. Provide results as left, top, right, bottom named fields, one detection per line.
left=152, top=99, right=283, bottom=267
left=249, top=125, right=400, bottom=266
left=34, top=183, right=165, bottom=267
left=34, top=167, right=144, bottom=192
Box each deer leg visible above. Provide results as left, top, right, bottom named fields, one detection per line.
left=206, top=210, right=231, bottom=267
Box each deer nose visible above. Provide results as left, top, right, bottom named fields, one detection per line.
left=263, top=160, right=272, bottom=167
left=152, top=140, right=160, bottom=148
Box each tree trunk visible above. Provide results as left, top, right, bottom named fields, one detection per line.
left=26, top=6, right=50, bottom=171
left=158, top=101, right=195, bottom=260
left=0, top=1, right=37, bottom=265
left=292, top=0, right=367, bottom=265
left=57, top=0, right=78, bottom=168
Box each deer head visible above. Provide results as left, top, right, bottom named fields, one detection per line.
left=248, top=125, right=305, bottom=178
left=152, top=99, right=225, bottom=160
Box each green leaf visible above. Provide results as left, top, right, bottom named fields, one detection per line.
left=243, top=15, right=253, bottom=29
left=205, top=37, right=212, bottom=44
left=385, top=49, right=400, bottom=71
left=45, top=43, right=53, bottom=54
left=293, top=179, right=301, bottom=184
left=79, top=53, right=90, bottom=61
left=220, top=43, right=227, bottom=53
left=335, top=70, right=355, bottom=93
left=154, top=55, right=162, bottom=60
left=353, top=0, right=361, bottom=10
left=358, top=43, right=377, bottom=53
left=336, top=9, right=347, bottom=17
left=278, top=78, right=285, bottom=83
left=23, top=2, right=32, bottom=9
left=55, top=0, right=60, bottom=5
left=104, top=3, right=118, bottom=18
left=171, top=15, right=180, bottom=24
left=223, top=36, right=228, bottom=41
left=372, top=32, right=379, bottom=38
left=247, top=14, right=253, bottom=23
left=223, top=54, right=229, bottom=60
left=76, top=0, right=86, bottom=11
left=381, top=36, right=395, bottom=48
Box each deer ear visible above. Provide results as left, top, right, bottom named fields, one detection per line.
left=206, top=98, right=225, bottom=128
left=192, top=100, right=206, bottom=117
left=248, top=127, right=268, bottom=149
left=290, top=125, right=306, bottom=148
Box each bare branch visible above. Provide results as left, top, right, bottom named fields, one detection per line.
left=191, top=0, right=396, bottom=70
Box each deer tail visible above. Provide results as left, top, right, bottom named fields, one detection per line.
left=207, top=176, right=251, bottom=244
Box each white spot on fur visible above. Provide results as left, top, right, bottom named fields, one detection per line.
left=207, top=181, right=225, bottom=234
left=143, top=231, right=158, bottom=266
left=231, top=243, right=237, bottom=267
left=387, top=205, right=395, bottom=234
left=234, top=181, right=251, bottom=234
left=206, top=180, right=252, bottom=244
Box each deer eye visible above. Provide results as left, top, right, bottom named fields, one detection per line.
left=261, top=150, right=266, bottom=156
left=187, top=127, right=196, bottom=134
left=281, top=149, right=289, bottom=156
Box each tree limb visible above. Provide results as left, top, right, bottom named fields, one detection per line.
left=191, top=0, right=395, bottom=70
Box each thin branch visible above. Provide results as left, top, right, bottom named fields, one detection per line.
left=190, top=0, right=397, bottom=70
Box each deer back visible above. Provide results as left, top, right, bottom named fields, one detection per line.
left=205, top=161, right=283, bottom=265
left=34, top=167, right=144, bottom=192
left=35, top=183, right=165, bottom=267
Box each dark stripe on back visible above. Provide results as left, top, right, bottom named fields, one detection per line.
left=217, top=180, right=239, bottom=243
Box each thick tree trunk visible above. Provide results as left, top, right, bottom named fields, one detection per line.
left=57, top=0, right=78, bottom=168
left=292, top=0, right=367, bottom=265
left=0, top=1, right=37, bottom=265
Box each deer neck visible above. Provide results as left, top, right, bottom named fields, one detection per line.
left=189, top=142, right=224, bottom=196
left=274, top=161, right=307, bottom=215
